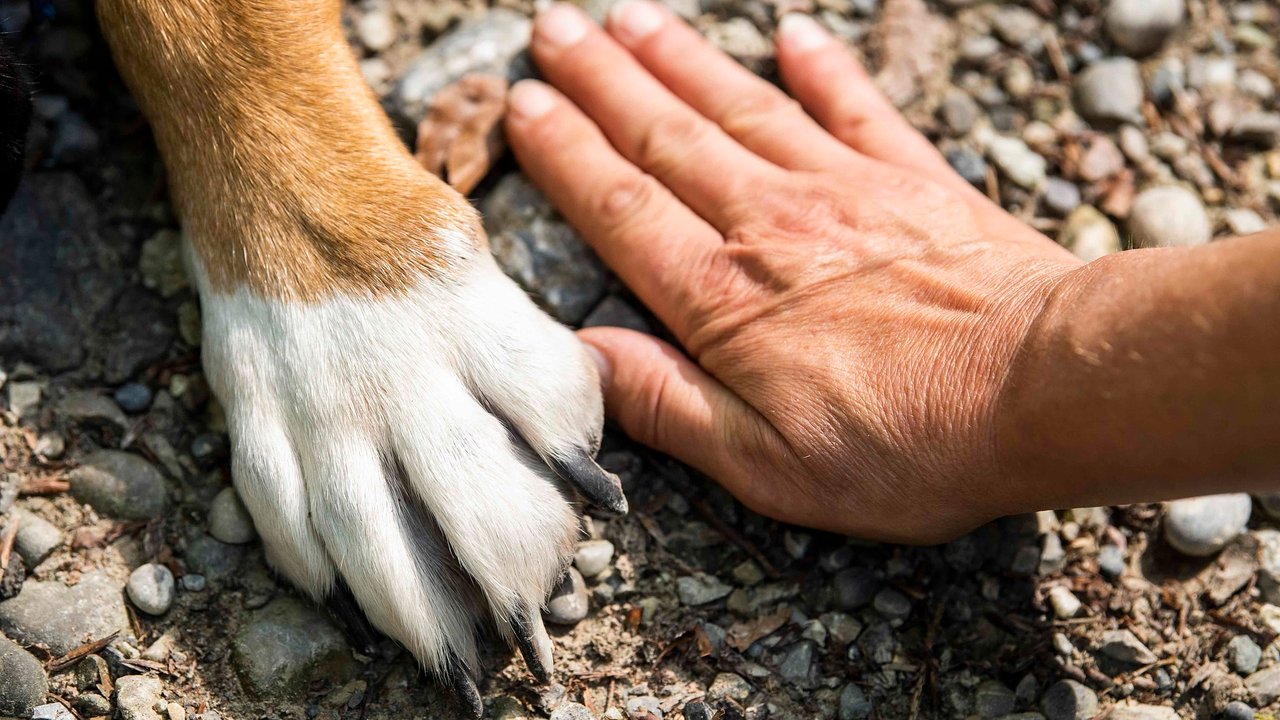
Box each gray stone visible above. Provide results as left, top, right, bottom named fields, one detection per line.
left=549, top=702, right=595, bottom=720
left=50, top=112, right=99, bottom=164
left=822, top=612, right=863, bottom=647
left=232, top=596, right=356, bottom=697
left=0, top=473, right=16, bottom=515
left=6, top=381, right=40, bottom=418
left=1163, top=493, right=1251, bottom=556
left=707, top=673, right=751, bottom=704
left=75, top=692, right=112, bottom=715
left=55, top=391, right=129, bottom=440
left=987, top=135, right=1046, bottom=189
left=581, top=297, right=649, bottom=333
left=1104, top=0, right=1184, bottom=55
left=182, top=573, right=207, bottom=592
left=833, top=568, right=879, bottom=610
left=838, top=683, right=872, bottom=720
left=1228, top=113, right=1280, bottom=148
left=113, top=383, right=153, bottom=413
left=974, top=680, right=1015, bottom=718
left=1097, top=544, right=1126, bottom=578
left=682, top=701, right=712, bottom=720
left=947, top=148, right=988, bottom=186
left=1228, top=635, right=1263, bottom=675
left=1098, top=629, right=1157, bottom=666
left=1047, top=586, right=1082, bottom=619
left=31, top=703, right=75, bottom=720
left=1042, top=178, right=1082, bottom=217
left=1040, top=679, right=1098, bottom=720
left=1223, top=701, right=1255, bottom=720
left=1129, top=186, right=1212, bottom=249
left=0, top=634, right=47, bottom=715
left=482, top=174, right=609, bottom=324
left=1074, top=58, right=1144, bottom=125
left=116, top=674, right=164, bottom=720
left=184, top=534, right=245, bottom=582
left=777, top=640, right=815, bottom=684
left=872, top=588, right=911, bottom=619
left=127, top=563, right=175, bottom=615
left=858, top=622, right=896, bottom=664
left=625, top=696, right=662, bottom=719
left=546, top=568, right=589, bottom=625
left=573, top=539, right=615, bottom=578
left=992, top=6, right=1042, bottom=47
left=1247, top=665, right=1280, bottom=705
left=1107, top=706, right=1178, bottom=720
left=0, top=571, right=129, bottom=654
left=138, top=229, right=189, bottom=298
left=208, top=487, right=257, bottom=544
left=941, top=90, right=981, bottom=136
left=1188, top=55, right=1237, bottom=92
left=676, top=573, right=733, bottom=607
left=396, top=10, right=533, bottom=120
left=70, top=450, right=169, bottom=520
left=1040, top=532, right=1066, bottom=574
left=11, top=507, right=62, bottom=567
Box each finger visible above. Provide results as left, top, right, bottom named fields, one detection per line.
left=530, top=2, right=783, bottom=231
left=775, top=14, right=973, bottom=195
left=605, top=1, right=860, bottom=172
left=506, top=80, right=723, bottom=339
left=578, top=327, right=775, bottom=509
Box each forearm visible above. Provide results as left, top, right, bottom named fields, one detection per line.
left=997, top=228, right=1280, bottom=512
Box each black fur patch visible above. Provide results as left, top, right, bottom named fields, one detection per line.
left=0, top=37, right=32, bottom=212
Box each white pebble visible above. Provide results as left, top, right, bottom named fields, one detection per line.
left=127, top=563, right=176, bottom=615
left=208, top=487, right=257, bottom=544
left=1048, top=586, right=1082, bottom=619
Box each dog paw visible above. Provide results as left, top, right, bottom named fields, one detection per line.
left=194, top=242, right=624, bottom=713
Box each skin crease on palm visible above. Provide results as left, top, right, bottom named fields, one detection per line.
left=503, top=1, right=1280, bottom=544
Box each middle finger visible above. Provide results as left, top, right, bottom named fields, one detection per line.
left=530, top=3, right=785, bottom=232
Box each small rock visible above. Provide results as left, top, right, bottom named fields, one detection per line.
left=30, top=704, right=75, bottom=720
left=70, top=450, right=170, bottom=520
left=116, top=674, right=165, bottom=720
left=1246, top=666, right=1280, bottom=705
left=676, top=573, right=733, bottom=607
left=50, top=112, right=98, bottom=164
left=1223, top=701, right=1255, bottom=720
left=208, top=487, right=257, bottom=544
left=127, top=563, right=175, bottom=615
left=707, top=673, right=751, bottom=704
left=974, top=680, right=1015, bottom=718
left=987, top=135, right=1046, bottom=189
left=838, top=683, right=873, bottom=720
left=184, top=534, right=244, bottom=582
left=1163, top=493, right=1251, bottom=556
left=397, top=10, right=532, bottom=120
left=822, top=612, right=863, bottom=647
left=947, top=148, right=988, bottom=186
left=1108, top=703, right=1178, bottom=720
left=1047, top=586, right=1082, bottom=619
left=233, top=597, right=356, bottom=697
left=1118, top=126, right=1151, bottom=163
left=1043, top=178, right=1082, bottom=217
left=11, top=507, right=62, bottom=567
left=1104, top=0, right=1185, bottom=55
left=546, top=568, right=589, bottom=625
left=992, top=5, right=1042, bottom=47
left=941, top=90, right=981, bottom=136
left=355, top=8, right=396, bottom=51
left=0, top=571, right=129, bottom=654
left=960, top=36, right=1001, bottom=64
left=181, top=573, right=207, bottom=592
left=1098, top=629, right=1157, bottom=666
left=75, top=692, right=112, bottom=715
left=0, top=634, right=48, bottom=716
left=1075, top=58, right=1144, bottom=125
left=1053, top=633, right=1074, bottom=656
left=1188, top=56, right=1237, bottom=92
left=625, top=696, right=662, bottom=719
left=682, top=701, right=712, bottom=720
left=549, top=703, right=595, bottom=720
left=55, top=391, right=129, bottom=439
left=1225, top=209, right=1267, bottom=236
left=1228, top=113, right=1280, bottom=148
left=1040, top=532, right=1066, bottom=574
left=1040, top=679, right=1098, bottom=720
left=872, top=588, right=911, bottom=620
left=6, top=381, right=41, bottom=417
left=1228, top=635, right=1263, bottom=675
left=777, top=641, right=815, bottom=684
left=1097, top=545, right=1126, bottom=578
left=138, top=230, right=189, bottom=298
left=113, top=383, right=153, bottom=413
left=833, top=568, right=879, bottom=610
left=1078, top=136, right=1125, bottom=181
left=573, top=539, right=615, bottom=578
left=1128, top=186, right=1213, bottom=249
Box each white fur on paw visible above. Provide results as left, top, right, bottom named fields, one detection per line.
left=191, top=246, right=615, bottom=681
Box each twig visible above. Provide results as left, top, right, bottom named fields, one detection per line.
left=20, top=478, right=70, bottom=496
left=47, top=631, right=119, bottom=673
left=0, top=515, right=18, bottom=571
left=689, top=498, right=779, bottom=578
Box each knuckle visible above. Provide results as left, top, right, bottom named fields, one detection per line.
left=634, top=111, right=714, bottom=174
left=594, top=172, right=661, bottom=230
left=721, top=92, right=802, bottom=139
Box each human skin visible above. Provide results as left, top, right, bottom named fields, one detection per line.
left=503, top=1, right=1280, bottom=543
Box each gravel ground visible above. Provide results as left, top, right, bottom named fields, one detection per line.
left=1, top=0, right=1279, bottom=719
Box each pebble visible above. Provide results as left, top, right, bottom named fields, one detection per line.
left=7, top=381, right=41, bottom=418
left=1098, top=629, right=1157, bottom=666
left=838, top=683, right=873, bottom=720
left=822, top=612, right=863, bottom=647
left=1228, top=112, right=1280, bottom=148
left=1059, top=205, right=1121, bottom=262
left=138, top=230, right=189, bottom=298
left=1108, top=704, right=1179, bottom=720
left=181, top=573, right=207, bottom=592
left=31, top=704, right=75, bottom=720
left=681, top=701, right=712, bottom=720
left=0, top=634, right=48, bottom=716
left=777, top=640, right=815, bottom=684
left=549, top=703, right=595, bottom=720
left=1040, top=532, right=1067, bottom=574
left=56, top=391, right=129, bottom=438
left=1074, top=58, right=1144, bottom=125
left=11, top=507, right=62, bottom=567
left=127, top=563, right=176, bottom=615
left=676, top=573, right=733, bottom=607
left=707, top=673, right=752, bottom=704
left=1246, top=665, right=1280, bottom=705
left=974, top=680, right=1015, bottom=718
left=1097, top=545, right=1126, bottom=578
left=625, top=696, right=662, bottom=719
left=833, top=568, right=879, bottom=610
left=1078, top=136, right=1125, bottom=182
left=546, top=568, right=589, bottom=625
left=1040, top=679, right=1099, bottom=720
left=872, top=588, right=911, bottom=620
left=1128, top=186, right=1212, bottom=249
left=1225, top=209, right=1267, bottom=236
left=208, top=487, right=257, bottom=544
left=76, top=692, right=112, bottom=715
left=396, top=10, right=532, bottom=120
left=0, top=571, right=129, bottom=654
left=69, top=450, right=170, bottom=520
left=573, top=539, right=615, bottom=578
left=184, top=534, right=245, bottom=582
left=1188, top=56, right=1237, bottom=92
left=946, top=148, right=988, bottom=186
left=1104, top=0, right=1184, bottom=55
left=1239, top=70, right=1275, bottom=100
left=116, top=674, right=165, bottom=720
left=1042, top=178, right=1082, bottom=216
left=1047, top=586, right=1082, bottom=619
left=1228, top=634, right=1263, bottom=675
left=992, top=6, right=1042, bottom=48
left=960, top=36, right=1001, bottom=64
left=113, top=382, right=153, bottom=412
left=1163, top=493, right=1251, bottom=556
left=355, top=8, right=396, bottom=52
left=1223, top=701, right=1255, bottom=720
left=233, top=597, right=356, bottom=697
left=941, top=90, right=981, bottom=136
left=986, top=135, right=1046, bottom=189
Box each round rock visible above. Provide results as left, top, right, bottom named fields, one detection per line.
left=838, top=683, right=873, bottom=720
left=1074, top=58, right=1144, bottom=125
left=113, top=382, right=153, bottom=413
left=1223, top=701, right=1255, bottom=720
left=573, top=539, right=614, bottom=578
left=1105, top=0, right=1184, bottom=55
left=208, top=487, right=257, bottom=544
left=545, top=568, right=589, bottom=625
left=1129, top=186, right=1212, bottom=248
left=69, top=450, right=169, bottom=520
left=116, top=674, right=165, bottom=720
left=1163, top=493, right=1251, bottom=557
left=233, top=597, right=356, bottom=697
left=127, top=563, right=175, bottom=615
left=0, top=634, right=48, bottom=716
left=1040, top=679, right=1099, bottom=720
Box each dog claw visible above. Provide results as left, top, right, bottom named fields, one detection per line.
left=446, top=658, right=483, bottom=718
left=548, top=451, right=629, bottom=515
left=511, top=607, right=554, bottom=683
left=325, top=581, right=382, bottom=655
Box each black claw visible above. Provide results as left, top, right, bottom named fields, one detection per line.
left=446, top=659, right=483, bottom=719
left=325, top=581, right=382, bottom=655
left=548, top=451, right=629, bottom=515
left=510, top=609, right=550, bottom=683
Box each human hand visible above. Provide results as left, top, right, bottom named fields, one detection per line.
left=505, top=1, right=1088, bottom=542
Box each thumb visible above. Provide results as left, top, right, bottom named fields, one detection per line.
left=577, top=327, right=748, bottom=483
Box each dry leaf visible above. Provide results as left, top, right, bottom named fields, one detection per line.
left=725, top=607, right=791, bottom=652
left=415, top=74, right=508, bottom=195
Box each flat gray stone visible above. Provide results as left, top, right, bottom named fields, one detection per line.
left=69, top=450, right=169, bottom=520
left=184, top=534, right=245, bottom=582
left=232, top=596, right=356, bottom=697
left=0, top=570, right=129, bottom=654
left=395, top=10, right=532, bottom=120
left=1246, top=665, right=1280, bottom=705
left=115, top=674, right=164, bottom=720
left=676, top=574, right=733, bottom=607
left=0, top=634, right=48, bottom=716
left=11, top=507, right=62, bottom=567
left=1040, top=679, right=1098, bottom=720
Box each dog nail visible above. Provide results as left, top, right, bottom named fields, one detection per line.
left=446, top=658, right=484, bottom=718
left=511, top=608, right=554, bottom=683
left=549, top=451, right=629, bottom=515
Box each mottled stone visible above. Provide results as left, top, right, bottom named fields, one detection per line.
left=70, top=450, right=169, bottom=520
left=116, top=674, right=165, bottom=720
left=0, top=571, right=130, bottom=654
left=0, top=634, right=48, bottom=716
left=232, top=597, right=356, bottom=697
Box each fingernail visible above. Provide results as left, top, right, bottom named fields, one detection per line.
left=508, top=80, right=556, bottom=120
left=583, top=343, right=612, bottom=391
left=608, top=0, right=665, bottom=45
left=778, top=13, right=829, bottom=52
left=536, top=3, right=591, bottom=47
